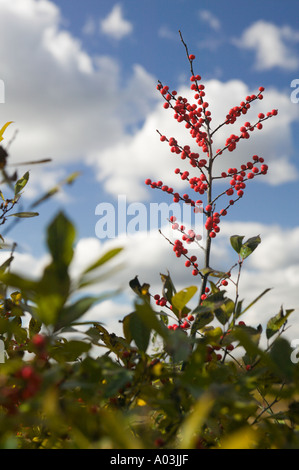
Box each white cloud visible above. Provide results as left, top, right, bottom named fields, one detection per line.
left=199, top=10, right=221, bottom=31
left=82, top=16, right=96, bottom=36
left=100, top=4, right=133, bottom=40
left=235, top=20, right=299, bottom=70
left=0, top=0, right=156, bottom=197
left=158, top=26, right=178, bottom=41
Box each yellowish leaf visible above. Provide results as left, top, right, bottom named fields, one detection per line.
left=0, top=121, right=13, bottom=142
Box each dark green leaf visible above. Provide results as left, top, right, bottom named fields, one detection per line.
left=47, top=211, right=75, bottom=268
left=230, top=235, right=245, bottom=254
left=240, top=235, right=261, bottom=259
left=50, top=340, right=91, bottom=362
left=160, top=271, right=176, bottom=304
left=29, top=317, right=42, bottom=338
left=266, top=306, right=294, bottom=340
left=54, top=295, right=107, bottom=331
left=215, top=299, right=235, bottom=326
left=128, top=311, right=151, bottom=352
left=270, top=338, right=294, bottom=381
left=191, top=308, right=214, bottom=333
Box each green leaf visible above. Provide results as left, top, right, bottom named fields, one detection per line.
left=0, top=255, right=14, bottom=272
left=30, top=171, right=81, bottom=208
left=135, top=300, right=169, bottom=342
left=47, top=211, right=75, bottom=268
left=266, top=306, right=294, bottom=340
left=82, top=247, right=123, bottom=275
left=215, top=298, right=235, bottom=325
left=230, top=235, right=245, bottom=254
left=8, top=212, right=39, bottom=218
left=191, top=306, right=214, bottom=333
left=171, top=286, right=197, bottom=311
left=29, top=317, right=42, bottom=338
left=54, top=295, right=107, bottom=331
left=241, top=288, right=271, bottom=315
left=270, top=338, right=294, bottom=381
left=240, top=235, right=261, bottom=259
left=160, top=271, right=177, bottom=303
left=14, top=171, right=29, bottom=196
left=50, top=340, right=91, bottom=362
left=122, top=312, right=134, bottom=344
left=128, top=311, right=151, bottom=352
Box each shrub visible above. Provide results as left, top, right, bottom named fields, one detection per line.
left=0, top=34, right=297, bottom=450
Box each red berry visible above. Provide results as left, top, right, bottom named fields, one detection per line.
left=32, top=334, right=46, bottom=349
left=20, top=366, right=34, bottom=380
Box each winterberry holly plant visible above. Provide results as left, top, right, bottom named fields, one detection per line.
left=145, top=31, right=277, bottom=311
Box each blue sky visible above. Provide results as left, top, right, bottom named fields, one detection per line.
left=0, top=0, right=298, bottom=338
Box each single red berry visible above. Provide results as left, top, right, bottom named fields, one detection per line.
left=31, top=334, right=46, bottom=350
left=20, top=366, right=34, bottom=381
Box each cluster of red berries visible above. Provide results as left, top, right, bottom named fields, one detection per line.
left=1, top=364, right=42, bottom=414
left=167, top=312, right=195, bottom=331
left=145, top=51, right=278, bottom=274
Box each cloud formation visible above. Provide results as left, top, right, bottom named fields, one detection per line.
left=100, top=4, right=133, bottom=40
left=235, top=20, right=299, bottom=70
left=198, top=10, right=221, bottom=31
left=0, top=0, right=156, bottom=196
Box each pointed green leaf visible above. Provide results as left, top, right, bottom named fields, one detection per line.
left=128, top=311, right=151, bottom=352
left=160, top=271, right=177, bottom=303
left=266, top=306, right=294, bottom=340
left=242, top=288, right=271, bottom=315
left=47, top=211, right=75, bottom=268
left=14, top=171, right=29, bottom=196
left=54, top=295, right=108, bottom=331
left=191, top=308, right=214, bottom=333
left=230, top=235, right=245, bottom=254
left=8, top=212, right=39, bottom=218
left=82, top=247, right=123, bottom=275
left=240, top=235, right=261, bottom=259
left=215, top=298, right=235, bottom=325
left=135, top=300, right=169, bottom=341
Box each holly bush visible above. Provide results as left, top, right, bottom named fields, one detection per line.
left=0, top=35, right=298, bottom=450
